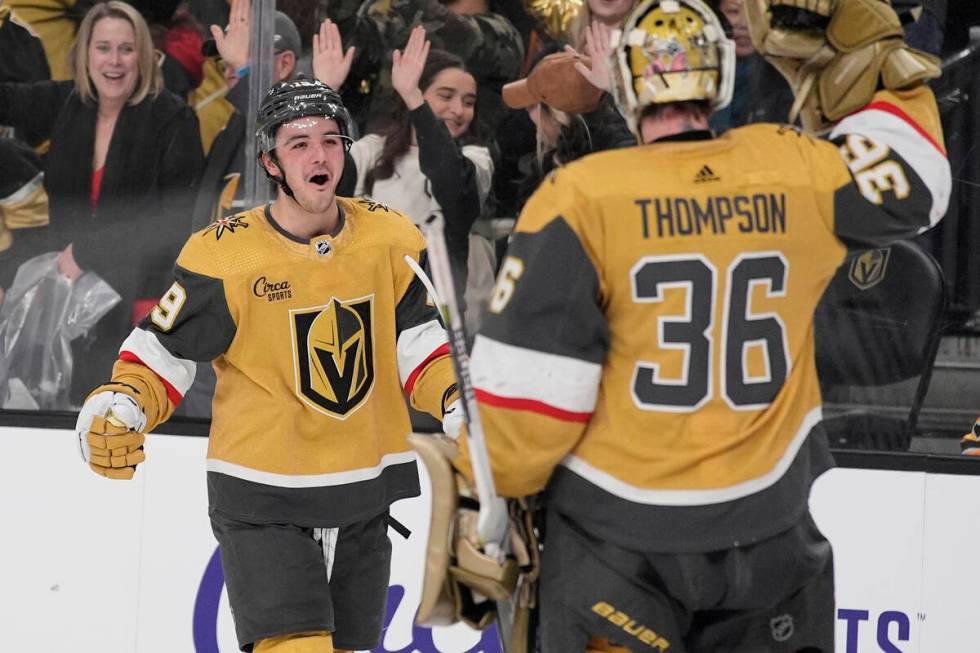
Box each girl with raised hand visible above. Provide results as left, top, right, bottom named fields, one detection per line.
left=314, top=23, right=494, bottom=333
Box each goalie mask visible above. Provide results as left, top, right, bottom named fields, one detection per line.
left=611, top=0, right=735, bottom=134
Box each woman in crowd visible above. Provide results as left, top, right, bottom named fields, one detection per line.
left=504, top=42, right=634, bottom=212
left=0, top=0, right=204, bottom=401
left=315, top=22, right=495, bottom=333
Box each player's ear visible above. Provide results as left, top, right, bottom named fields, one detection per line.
left=259, top=151, right=281, bottom=177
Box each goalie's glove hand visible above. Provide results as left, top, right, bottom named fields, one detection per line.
left=744, top=0, right=940, bottom=131
left=76, top=388, right=148, bottom=480
left=961, top=418, right=980, bottom=457
left=442, top=399, right=465, bottom=440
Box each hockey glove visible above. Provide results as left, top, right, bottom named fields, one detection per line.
left=76, top=387, right=148, bottom=480
left=743, top=0, right=940, bottom=132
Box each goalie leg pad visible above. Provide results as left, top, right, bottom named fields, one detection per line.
left=408, top=433, right=465, bottom=626
left=409, top=433, right=537, bottom=639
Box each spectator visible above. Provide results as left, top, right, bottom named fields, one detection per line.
left=320, top=26, right=494, bottom=333
left=145, top=1, right=208, bottom=97
left=502, top=44, right=634, bottom=212
left=708, top=0, right=793, bottom=130
left=336, top=0, right=524, bottom=133
left=0, top=137, right=49, bottom=305
left=0, top=0, right=203, bottom=402
left=192, top=0, right=308, bottom=230
left=568, top=0, right=636, bottom=49
left=0, top=1, right=51, bottom=144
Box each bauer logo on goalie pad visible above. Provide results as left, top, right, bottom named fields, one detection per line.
left=290, top=296, right=375, bottom=418
left=848, top=248, right=891, bottom=291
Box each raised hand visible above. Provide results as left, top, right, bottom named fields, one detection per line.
left=210, top=0, right=251, bottom=75
left=391, top=25, right=430, bottom=111
left=572, top=20, right=613, bottom=92
left=313, top=18, right=355, bottom=91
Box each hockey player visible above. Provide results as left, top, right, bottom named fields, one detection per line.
left=454, top=0, right=949, bottom=651
left=74, top=79, right=461, bottom=653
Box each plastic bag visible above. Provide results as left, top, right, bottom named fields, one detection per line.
left=0, top=252, right=121, bottom=410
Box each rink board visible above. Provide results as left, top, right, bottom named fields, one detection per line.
left=0, top=426, right=976, bottom=653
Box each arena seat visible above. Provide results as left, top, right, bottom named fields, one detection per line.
left=814, top=239, right=947, bottom=451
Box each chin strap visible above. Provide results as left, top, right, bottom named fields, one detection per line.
left=261, top=151, right=296, bottom=199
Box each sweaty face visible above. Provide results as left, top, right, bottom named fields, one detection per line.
left=588, top=0, right=635, bottom=27
left=422, top=68, right=477, bottom=139
left=719, top=0, right=754, bottom=58
left=88, top=17, right=139, bottom=104
left=265, top=116, right=347, bottom=213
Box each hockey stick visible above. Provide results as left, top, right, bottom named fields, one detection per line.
left=403, top=213, right=509, bottom=552
left=404, top=212, right=519, bottom=650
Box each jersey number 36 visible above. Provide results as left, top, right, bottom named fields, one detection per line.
left=631, top=252, right=789, bottom=412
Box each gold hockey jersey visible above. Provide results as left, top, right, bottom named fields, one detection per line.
left=107, top=198, right=457, bottom=526
left=466, top=87, right=949, bottom=552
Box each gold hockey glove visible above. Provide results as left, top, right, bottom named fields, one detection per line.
left=76, top=386, right=148, bottom=480
left=743, top=0, right=940, bottom=132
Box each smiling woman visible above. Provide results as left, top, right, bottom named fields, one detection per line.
left=324, top=26, right=495, bottom=333
left=0, top=0, right=204, bottom=405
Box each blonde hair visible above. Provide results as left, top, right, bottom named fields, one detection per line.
left=70, top=1, right=162, bottom=106
left=536, top=103, right=572, bottom=165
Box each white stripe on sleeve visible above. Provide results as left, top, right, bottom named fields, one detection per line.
left=470, top=334, right=602, bottom=415
left=118, top=328, right=196, bottom=396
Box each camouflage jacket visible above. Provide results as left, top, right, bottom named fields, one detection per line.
left=331, top=0, right=524, bottom=132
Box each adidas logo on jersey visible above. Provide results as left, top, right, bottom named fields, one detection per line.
left=694, top=165, right=720, bottom=183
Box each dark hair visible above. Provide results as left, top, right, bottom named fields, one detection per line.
left=364, top=49, right=477, bottom=195
left=638, top=100, right=712, bottom=124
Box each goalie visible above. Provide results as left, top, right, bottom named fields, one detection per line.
left=428, top=1, right=949, bottom=651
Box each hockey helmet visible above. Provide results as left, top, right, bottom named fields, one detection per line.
left=255, top=78, right=354, bottom=154
left=611, top=0, right=735, bottom=132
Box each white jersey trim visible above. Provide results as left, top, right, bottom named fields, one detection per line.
left=471, top=334, right=602, bottom=414
left=118, top=328, right=196, bottom=396
left=831, top=108, right=950, bottom=228
left=206, top=450, right=417, bottom=488
left=397, top=320, right=449, bottom=387
left=560, top=406, right=823, bottom=506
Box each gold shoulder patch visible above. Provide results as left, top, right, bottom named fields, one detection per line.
left=203, top=213, right=250, bottom=241
left=356, top=197, right=392, bottom=213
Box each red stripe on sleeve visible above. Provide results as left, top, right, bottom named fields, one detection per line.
left=858, top=101, right=947, bottom=156
left=119, top=350, right=184, bottom=407
left=404, top=343, right=451, bottom=396
left=475, top=388, right=592, bottom=423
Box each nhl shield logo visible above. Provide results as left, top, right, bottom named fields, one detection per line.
left=290, top=296, right=374, bottom=418
left=848, top=248, right=891, bottom=290
left=770, top=614, right=794, bottom=643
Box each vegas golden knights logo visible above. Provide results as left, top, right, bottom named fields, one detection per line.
left=291, top=297, right=374, bottom=418
left=848, top=248, right=891, bottom=291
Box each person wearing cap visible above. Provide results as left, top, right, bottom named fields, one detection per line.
left=191, top=0, right=306, bottom=234
left=445, top=0, right=947, bottom=650
left=73, top=76, right=462, bottom=653
left=502, top=46, right=632, bottom=212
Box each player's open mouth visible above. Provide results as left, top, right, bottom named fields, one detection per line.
left=309, top=174, right=329, bottom=186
